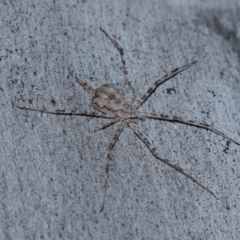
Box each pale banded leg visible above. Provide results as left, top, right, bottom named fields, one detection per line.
left=140, top=113, right=240, bottom=146
left=91, top=118, right=120, bottom=132
left=16, top=106, right=114, bottom=119
left=134, top=61, right=197, bottom=110
left=99, top=27, right=136, bottom=104
left=76, top=78, right=95, bottom=95
left=128, top=122, right=216, bottom=198
left=100, top=123, right=125, bottom=212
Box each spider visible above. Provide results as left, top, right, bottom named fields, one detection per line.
left=17, top=27, right=240, bottom=212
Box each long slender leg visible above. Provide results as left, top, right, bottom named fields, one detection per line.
left=76, top=78, right=95, bottom=96
left=91, top=118, right=119, bottom=132
left=140, top=113, right=240, bottom=146
left=128, top=122, right=216, bottom=198
left=99, top=27, right=136, bottom=103
left=16, top=106, right=115, bottom=119
left=134, top=61, right=197, bottom=110
left=100, top=123, right=125, bottom=212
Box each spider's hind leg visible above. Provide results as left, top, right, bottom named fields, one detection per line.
left=99, top=27, right=136, bottom=104
left=134, top=61, right=197, bottom=110
left=16, top=106, right=114, bottom=119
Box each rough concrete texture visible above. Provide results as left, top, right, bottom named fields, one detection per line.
left=0, top=0, right=240, bottom=239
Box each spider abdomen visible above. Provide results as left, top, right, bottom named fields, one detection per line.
left=92, top=84, right=132, bottom=115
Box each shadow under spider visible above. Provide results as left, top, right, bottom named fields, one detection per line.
left=16, top=27, right=240, bottom=212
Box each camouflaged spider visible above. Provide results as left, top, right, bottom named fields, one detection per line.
left=17, top=27, right=240, bottom=212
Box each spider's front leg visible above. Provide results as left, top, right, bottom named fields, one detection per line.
left=91, top=118, right=120, bottom=132
left=100, top=122, right=125, bottom=212
left=128, top=122, right=216, bottom=198
left=141, top=113, right=240, bottom=146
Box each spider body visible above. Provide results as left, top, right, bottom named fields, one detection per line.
left=92, top=83, right=132, bottom=116
left=17, top=27, right=240, bottom=212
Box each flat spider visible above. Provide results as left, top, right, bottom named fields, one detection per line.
left=17, top=28, right=240, bottom=212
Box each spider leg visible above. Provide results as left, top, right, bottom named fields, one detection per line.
left=100, top=122, right=125, bottom=212
left=128, top=122, right=216, bottom=198
left=76, top=78, right=95, bottom=95
left=16, top=106, right=114, bottom=119
left=99, top=27, right=136, bottom=104
left=141, top=113, right=240, bottom=146
left=91, top=118, right=119, bottom=132
left=134, top=61, right=197, bottom=110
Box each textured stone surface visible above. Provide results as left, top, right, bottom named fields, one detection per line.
left=1, top=1, right=240, bottom=239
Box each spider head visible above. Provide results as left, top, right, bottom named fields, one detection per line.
left=122, top=103, right=132, bottom=113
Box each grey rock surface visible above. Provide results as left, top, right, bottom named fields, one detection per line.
left=0, top=1, right=240, bottom=239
